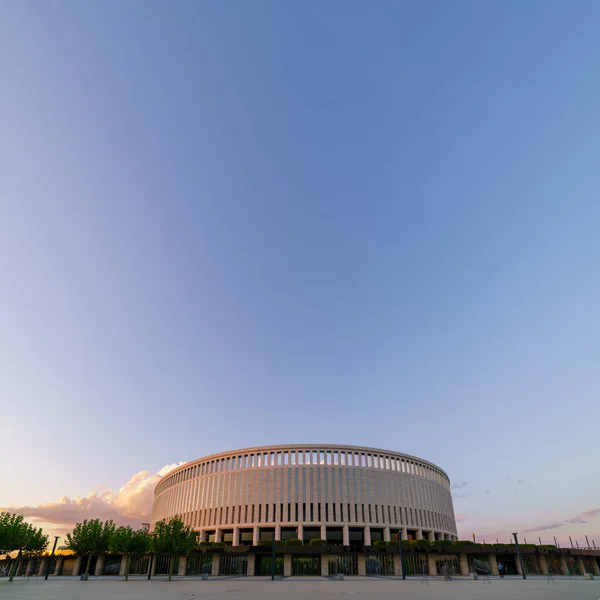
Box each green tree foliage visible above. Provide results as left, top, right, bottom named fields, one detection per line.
left=0, top=512, right=48, bottom=582
left=150, top=518, right=197, bottom=581
left=109, top=526, right=149, bottom=580
left=65, top=519, right=115, bottom=581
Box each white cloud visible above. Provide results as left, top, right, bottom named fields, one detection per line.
left=1, top=462, right=183, bottom=529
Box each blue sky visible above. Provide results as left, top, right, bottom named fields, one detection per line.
left=1, top=1, right=599, bottom=545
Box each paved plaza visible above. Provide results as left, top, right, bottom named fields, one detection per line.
left=0, top=576, right=598, bottom=600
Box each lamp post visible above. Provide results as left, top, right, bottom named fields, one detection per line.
left=271, top=537, right=276, bottom=581
left=512, top=533, right=526, bottom=580
left=147, top=554, right=154, bottom=580
left=398, top=531, right=405, bottom=580
left=44, top=536, right=60, bottom=580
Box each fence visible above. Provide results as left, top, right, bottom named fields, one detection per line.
left=220, top=554, right=248, bottom=576
left=401, top=553, right=427, bottom=576
left=328, top=554, right=358, bottom=575
left=365, top=553, right=394, bottom=576
left=128, top=555, right=150, bottom=575
left=292, top=556, right=320, bottom=575
left=522, top=555, right=541, bottom=575
left=187, top=553, right=213, bottom=575
left=435, top=555, right=460, bottom=576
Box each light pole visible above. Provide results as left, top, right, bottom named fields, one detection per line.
left=44, top=536, right=60, bottom=580
left=271, top=537, right=276, bottom=581
left=512, top=533, right=526, bottom=580
left=398, top=531, right=405, bottom=580
left=147, top=554, right=154, bottom=580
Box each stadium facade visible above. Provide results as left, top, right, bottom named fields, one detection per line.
left=151, top=444, right=458, bottom=545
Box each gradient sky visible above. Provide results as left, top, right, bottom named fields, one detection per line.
left=1, top=1, right=599, bottom=546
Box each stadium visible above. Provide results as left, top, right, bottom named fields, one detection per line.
left=151, top=444, right=458, bottom=546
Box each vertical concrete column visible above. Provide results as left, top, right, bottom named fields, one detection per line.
left=253, top=526, right=260, bottom=546
left=459, top=553, right=469, bottom=576
left=178, top=556, right=187, bottom=576
left=39, top=558, right=49, bottom=576
left=559, top=555, right=569, bottom=575
left=343, top=526, right=350, bottom=546
left=15, top=560, right=24, bottom=577
left=357, top=554, right=366, bottom=576
left=211, top=554, right=220, bottom=576
left=73, top=557, right=82, bottom=577
left=119, top=555, right=128, bottom=577
left=247, top=554, right=255, bottom=577
left=284, top=554, right=292, bottom=577
left=233, top=527, right=240, bottom=546
left=429, top=531, right=435, bottom=542
left=26, top=558, right=36, bottom=576
left=320, top=525, right=327, bottom=541
left=427, top=553, right=437, bottom=576
left=94, top=555, right=105, bottom=576
left=297, top=525, right=304, bottom=543
left=393, top=554, right=403, bottom=577
left=54, top=557, right=64, bottom=576
left=215, top=529, right=222, bottom=543
left=577, top=557, right=587, bottom=576
left=199, top=530, right=206, bottom=543
left=489, top=554, right=499, bottom=575
left=401, top=528, right=408, bottom=541
left=363, top=526, right=372, bottom=546
left=515, top=554, right=523, bottom=576
left=383, top=527, right=391, bottom=542
left=417, top=529, right=423, bottom=540
left=320, top=555, right=329, bottom=577
left=275, top=525, right=281, bottom=541
left=539, top=555, right=548, bottom=575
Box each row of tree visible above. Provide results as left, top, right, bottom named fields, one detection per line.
left=1, top=512, right=197, bottom=583
left=0, top=512, right=49, bottom=582
left=66, top=517, right=197, bottom=581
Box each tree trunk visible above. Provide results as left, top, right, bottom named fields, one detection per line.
left=84, top=554, right=93, bottom=581
left=8, top=549, right=21, bottom=582
left=125, top=553, right=130, bottom=581
left=168, top=555, right=175, bottom=581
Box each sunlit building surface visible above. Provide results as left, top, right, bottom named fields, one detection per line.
left=151, top=445, right=458, bottom=545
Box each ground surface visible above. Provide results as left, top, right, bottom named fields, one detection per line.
left=0, top=576, right=597, bottom=600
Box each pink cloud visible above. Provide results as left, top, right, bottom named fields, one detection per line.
left=0, top=462, right=182, bottom=529
left=582, top=508, right=600, bottom=519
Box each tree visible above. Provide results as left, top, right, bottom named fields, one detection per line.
left=65, top=519, right=115, bottom=581
left=150, top=517, right=197, bottom=581
left=0, top=512, right=48, bottom=582
left=109, top=526, right=149, bottom=581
